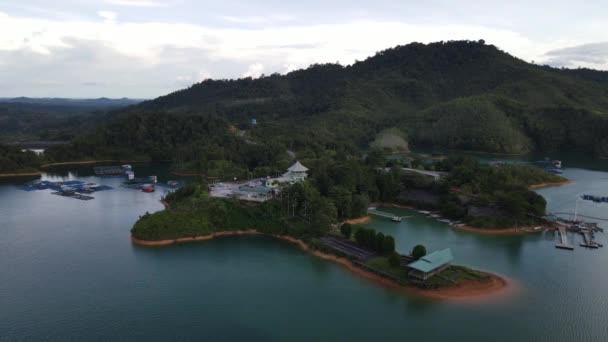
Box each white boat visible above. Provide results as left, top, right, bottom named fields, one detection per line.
left=391, top=216, right=402, bottom=222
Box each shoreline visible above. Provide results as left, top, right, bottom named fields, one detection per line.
left=40, top=159, right=146, bottom=169
left=370, top=202, right=416, bottom=210
left=452, top=224, right=546, bottom=235
left=528, top=179, right=573, bottom=189
left=368, top=202, right=546, bottom=235
left=171, top=171, right=204, bottom=176
left=131, top=231, right=509, bottom=300
left=343, top=216, right=371, bottom=224
left=0, top=172, right=41, bottom=178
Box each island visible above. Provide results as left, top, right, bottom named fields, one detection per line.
left=129, top=157, right=558, bottom=299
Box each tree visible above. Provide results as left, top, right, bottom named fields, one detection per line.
left=412, top=244, right=427, bottom=259
left=354, top=228, right=365, bottom=245
left=388, top=251, right=401, bottom=267
left=351, top=194, right=370, bottom=218
left=381, top=236, right=395, bottom=253
left=340, top=223, right=352, bottom=239
left=375, top=232, right=385, bottom=252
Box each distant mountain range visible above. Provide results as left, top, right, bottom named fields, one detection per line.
left=0, top=97, right=144, bottom=144
left=0, top=97, right=144, bottom=107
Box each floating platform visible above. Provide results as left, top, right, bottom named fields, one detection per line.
left=555, top=227, right=574, bottom=250
left=555, top=244, right=574, bottom=250
left=20, top=180, right=113, bottom=192
left=581, top=194, right=608, bottom=203
left=368, top=208, right=402, bottom=222
left=93, top=165, right=132, bottom=176
left=51, top=191, right=94, bottom=200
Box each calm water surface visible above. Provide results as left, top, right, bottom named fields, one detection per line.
left=1, top=161, right=608, bottom=341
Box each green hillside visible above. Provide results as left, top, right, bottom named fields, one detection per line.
left=45, top=40, right=608, bottom=170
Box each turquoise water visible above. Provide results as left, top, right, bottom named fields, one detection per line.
left=1, top=162, right=608, bottom=341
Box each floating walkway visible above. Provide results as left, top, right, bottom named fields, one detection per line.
left=51, top=191, right=94, bottom=201
left=551, top=212, right=608, bottom=223
left=367, top=208, right=403, bottom=222
left=555, top=226, right=574, bottom=250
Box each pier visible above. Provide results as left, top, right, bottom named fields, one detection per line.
left=555, top=226, right=574, bottom=250
left=367, top=208, right=403, bottom=222
left=551, top=212, right=608, bottom=223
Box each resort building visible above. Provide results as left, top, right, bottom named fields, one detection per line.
left=265, top=161, right=309, bottom=188
left=407, top=248, right=453, bottom=281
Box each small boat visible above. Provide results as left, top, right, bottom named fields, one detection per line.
left=391, top=216, right=402, bottom=222
left=141, top=184, right=155, bottom=193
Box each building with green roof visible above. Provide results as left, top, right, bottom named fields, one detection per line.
left=407, top=248, right=453, bottom=281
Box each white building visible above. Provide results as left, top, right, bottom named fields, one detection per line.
left=265, top=161, right=309, bottom=188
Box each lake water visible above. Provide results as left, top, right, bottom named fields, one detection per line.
left=1, top=160, right=608, bottom=341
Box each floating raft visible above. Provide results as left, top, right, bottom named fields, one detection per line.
left=20, top=180, right=113, bottom=201
left=51, top=191, right=94, bottom=201
left=581, top=194, right=608, bottom=203
left=93, top=165, right=130, bottom=176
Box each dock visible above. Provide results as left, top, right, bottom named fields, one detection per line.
left=93, top=165, right=129, bottom=176
left=579, top=227, right=603, bottom=248
left=51, top=191, right=94, bottom=201
left=367, top=208, right=402, bottom=222
left=555, top=226, right=574, bottom=250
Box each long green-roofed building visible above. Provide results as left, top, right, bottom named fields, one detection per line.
left=407, top=248, right=453, bottom=281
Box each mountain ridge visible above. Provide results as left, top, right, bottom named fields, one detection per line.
left=44, top=40, right=608, bottom=169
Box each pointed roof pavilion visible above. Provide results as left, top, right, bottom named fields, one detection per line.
left=287, top=161, right=308, bottom=173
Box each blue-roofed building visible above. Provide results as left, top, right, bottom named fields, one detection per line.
left=407, top=248, right=453, bottom=281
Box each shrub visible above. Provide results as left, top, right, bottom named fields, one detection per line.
left=388, top=251, right=401, bottom=267
left=340, top=223, right=352, bottom=238
left=412, top=244, right=427, bottom=259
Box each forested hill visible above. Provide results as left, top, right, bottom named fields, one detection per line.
left=47, top=40, right=608, bottom=169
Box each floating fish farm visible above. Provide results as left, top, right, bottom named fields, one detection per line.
left=20, top=180, right=113, bottom=200
left=581, top=194, right=608, bottom=203
left=94, top=164, right=132, bottom=176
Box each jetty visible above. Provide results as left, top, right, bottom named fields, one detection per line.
left=367, top=208, right=403, bottom=222
left=546, top=212, right=604, bottom=250
left=555, top=226, right=574, bottom=250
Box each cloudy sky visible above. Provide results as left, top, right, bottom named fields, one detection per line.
left=1, top=0, right=607, bottom=98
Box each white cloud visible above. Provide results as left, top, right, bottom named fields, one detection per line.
left=543, top=42, right=608, bottom=70
left=97, top=11, right=117, bottom=22
left=105, top=0, right=169, bottom=7
left=221, top=14, right=295, bottom=24
left=0, top=9, right=606, bottom=97
left=242, top=63, right=264, bottom=78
